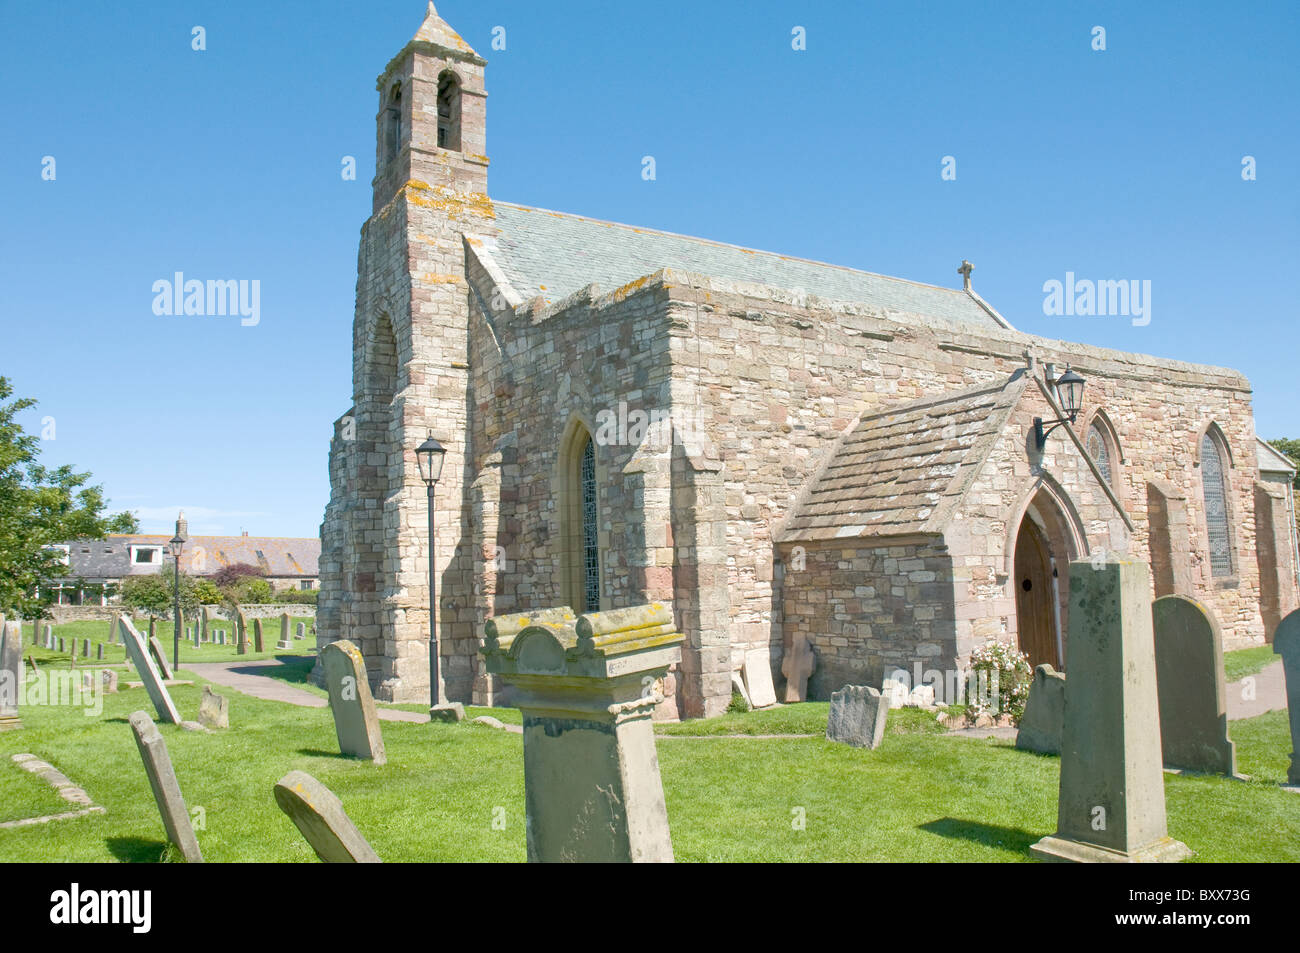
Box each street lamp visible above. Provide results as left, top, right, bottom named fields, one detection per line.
left=1034, top=365, right=1086, bottom=450
left=168, top=515, right=187, bottom=672
left=415, top=434, right=447, bottom=713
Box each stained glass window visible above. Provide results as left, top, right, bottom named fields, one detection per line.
left=1086, top=424, right=1113, bottom=487
left=1200, top=432, right=1233, bottom=577
left=581, top=436, right=600, bottom=611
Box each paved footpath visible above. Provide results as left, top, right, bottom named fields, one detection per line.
left=1226, top=660, right=1288, bottom=720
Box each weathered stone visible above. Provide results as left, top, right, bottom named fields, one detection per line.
left=472, top=715, right=505, bottom=729
left=881, top=668, right=911, bottom=708
left=118, top=618, right=180, bottom=725
left=321, top=640, right=385, bottom=763
left=102, top=669, right=118, bottom=694
left=1016, top=664, right=1067, bottom=754
left=0, top=622, right=22, bottom=731
left=148, top=617, right=157, bottom=640
left=296, top=622, right=306, bottom=640
left=1275, top=608, right=1300, bottom=787
left=198, top=686, right=228, bottom=730
left=147, top=635, right=174, bottom=681
left=253, top=617, right=265, bottom=653
left=274, top=770, right=381, bottom=863
left=481, top=602, right=682, bottom=862
left=128, top=710, right=203, bottom=862
left=729, top=671, right=752, bottom=710
left=1031, top=560, right=1191, bottom=863
left=781, top=632, right=815, bottom=702
left=276, top=613, right=292, bottom=650
left=826, top=685, right=888, bottom=749
left=96, top=643, right=104, bottom=661
left=742, top=648, right=777, bottom=709
left=1153, top=595, right=1236, bottom=775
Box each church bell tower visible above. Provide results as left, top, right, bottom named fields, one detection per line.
left=318, top=3, right=491, bottom=704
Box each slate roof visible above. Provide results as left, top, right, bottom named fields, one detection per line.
left=53, top=535, right=320, bottom=580
left=778, top=377, right=1027, bottom=543
left=488, top=203, right=1008, bottom=332
left=1257, top=438, right=1297, bottom=476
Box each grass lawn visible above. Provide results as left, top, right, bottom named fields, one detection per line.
left=0, top=668, right=1296, bottom=862
left=16, top=616, right=316, bottom=669
left=1224, top=644, right=1281, bottom=683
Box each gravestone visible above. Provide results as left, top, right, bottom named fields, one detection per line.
left=826, top=685, right=888, bottom=749
left=96, top=643, right=104, bottom=661
left=198, top=686, right=228, bottom=730
left=253, top=617, right=265, bottom=653
left=236, top=611, right=249, bottom=655
left=0, top=621, right=22, bottom=730
left=1031, top=559, right=1191, bottom=863
left=781, top=632, right=815, bottom=702
left=274, top=771, right=381, bottom=863
left=296, top=622, right=306, bottom=640
left=730, top=671, right=752, bottom=710
left=1274, top=609, right=1300, bottom=788
left=321, top=640, right=386, bottom=764
left=117, top=618, right=180, bottom=724
left=148, top=635, right=175, bottom=681
left=128, top=710, right=203, bottom=862
left=43, top=624, right=53, bottom=647
left=276, top=613, right=292, bottom=650
left=218, top=631, right=226, bottom=646
left=881, top=669, right=911, bottom=708
left=481, top=602, right=681, bottom=862
left=58, top=638, right=65, bottom=653
left=1152, top=595, right=1236, bottom=775
left=70, top=638, right=78, bottom=663
left=102, top=669, right=118, bottom=694
left=81, top=639, right=90, bottom=658
left=200, top=607, right=209, bottom=644
left=1016, top=664, right=1067, bottom=755
left=192, top=628, right=200, bottom=648
left=742, top=647, right=778, bottom=709
left=108, top=613, right=119, bottom=644
left=148, top=618, right=157, bottom=640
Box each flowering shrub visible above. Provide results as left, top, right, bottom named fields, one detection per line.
left=964, top=641, right=1032, bottom=721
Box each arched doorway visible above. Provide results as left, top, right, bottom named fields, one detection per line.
left=1014, top=519, right=1060, bottom=669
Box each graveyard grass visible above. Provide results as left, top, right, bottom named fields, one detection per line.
left=1223, top=644, right=1281, bottom=683
left=1, top=665, right=1297, bottom=862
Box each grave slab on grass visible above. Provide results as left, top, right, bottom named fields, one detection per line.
left=274, top=770, right=381, bottom=863
left=128, top=710, right=203, bottom=862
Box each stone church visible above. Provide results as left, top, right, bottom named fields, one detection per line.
left=317, top=3, right=1299, bottom=717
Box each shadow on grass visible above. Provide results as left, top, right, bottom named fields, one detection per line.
left=106, top=836, right=169, bottom=863
left=295, top=748, right=348, bottom=759
left=244, top=656, right=318, bottom=689
left=917, top=817, right=1040, bottom=852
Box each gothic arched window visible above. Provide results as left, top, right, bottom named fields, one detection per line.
left=385, top=84, right=402, bottom=164
left=560, top=421, right=601, bottom=612
left=1200, top=429, right=1234, bottom=577
left=580, top=435, right=600, bottom=612
left=437, top=71, right=461, bottom=151
left=1085, top=418, right=1119, bottom=490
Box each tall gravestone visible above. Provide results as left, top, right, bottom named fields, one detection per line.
left=481, top=602, right=682, bottom=863
left=129, top=711, right=203, bottom=862
left=200, top=606, right=209, bottom=644
left=0, top=621, right=23, bottom=731
left=276, top=613, right=292, bottom=650
left=253, top=617, right=265, bottom=653
left=118, top=618, right=181, bottom=725
left=274, top=771, right=381, bottom=863
left=236, top=610, right=249, bottom=655
left=1274, top=609, right=1300, bottom=788
left=1031, top=559, right=1191, bottom=863
left=108, top=612, right=119, bottom=644
left=1016, top=664, right=1067, bottom=754
left=321, top=640, right=386, bottom=764
left=148, top=635, right=174, bottom=680
left=1152, top=595, right=1236, bottom=775
left=148, top=617, right=157, bottom=640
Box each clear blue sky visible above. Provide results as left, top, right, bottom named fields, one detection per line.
left=2, top=0, right=1296, bottom=536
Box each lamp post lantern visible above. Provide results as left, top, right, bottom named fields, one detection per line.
left=168, top=512, right=187, bottom=671
left=415, top=434, right=455, bottom=717
left=1034, top=365, right=1087, bottom=450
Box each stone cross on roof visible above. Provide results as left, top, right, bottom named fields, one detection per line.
left=958, top=260, right=974, bottom=291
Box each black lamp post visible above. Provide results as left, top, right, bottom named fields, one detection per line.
left=1034, top=366, right=1086, bottom=450
left=415, top=434, right=447, bottom=709
left=168, top=515, right=187, bottom=671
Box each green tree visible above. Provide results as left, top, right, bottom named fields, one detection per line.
left=0, top=376, right=138, bottom=618
left=118, top=574, right=172, bottom=617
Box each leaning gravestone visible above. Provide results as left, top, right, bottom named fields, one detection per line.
left=274, top=771, right=381, bottom=863
left=148, top=635, right=174, bottom=681
left=481, top=602, right=681, bottom=863
left=826, top=685, right=888, bottom=749
left=118, top=618, right=180, bottom=725
left=198, top=686, right=228, bottom=730
left=1152, top=595, right=1236, bottom=775
left=1016, top=664, right=1067, bottom=755
left=321, top=640, right=385, bottom=764
left=1031, top=559, right=1190, bottom=862
left=1, top=621, right=23, bottom=731
left=276, top=613, right=292, bottom=650
left=128, top=710, right=203, bottom=862
left=781, top=632, right=815, bottom=703
left=253, top=617, right=265, bottom=653
left=742, top=648, right=778, bottom=709
left=1274, top=608, right=1300, bottom=788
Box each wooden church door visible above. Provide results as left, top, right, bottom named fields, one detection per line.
left=1014, top=519, right=1060, bottom=669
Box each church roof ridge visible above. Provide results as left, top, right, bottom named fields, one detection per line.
left=491, top=200, right=976, bottom=301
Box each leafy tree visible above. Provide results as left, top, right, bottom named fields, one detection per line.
left=192, top=578, right=224, bottom=605
left=212, top=562, right=266, bottom=589
left=118, top=574, right=172, bottom=617
left=0, top=376, right=137, bottom=618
